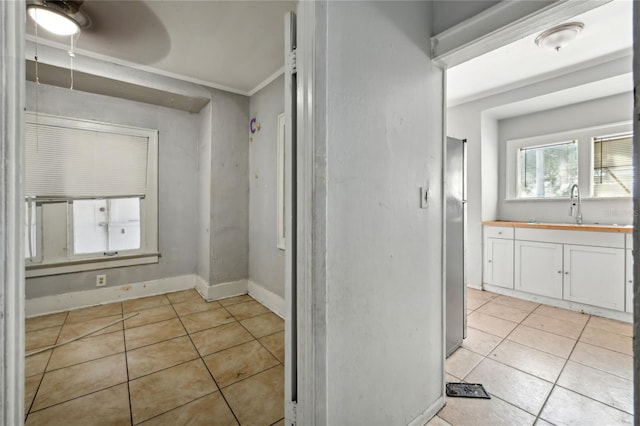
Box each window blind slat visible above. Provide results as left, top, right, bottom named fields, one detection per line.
left=25, top=122, right=148, bottom=198
left=593, top=134, right=633, bottom=196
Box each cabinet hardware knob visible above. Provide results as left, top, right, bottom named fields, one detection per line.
left=565, top=272, right=569, bottom=275
left=557, top=271, right=562, bottom=274
left=488, top=260, right=492, bottom=263
left=498, top=232, right=502, bottom=234
left=629, top=280, right=633, bottom=283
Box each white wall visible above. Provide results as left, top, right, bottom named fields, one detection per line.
left=498, top=92, right=634, bottom=225
left=249, top=75, right=285, bottom=297
left=320, top=2, right=444, bottom=423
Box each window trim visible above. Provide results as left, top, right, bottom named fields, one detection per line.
left=25, top=112, right=159, bottom=278
left=506, top=121, right=633, bottom=201
left=516, top=139, right=578, bottom=199
left=277, top=112, right=286, bottom=251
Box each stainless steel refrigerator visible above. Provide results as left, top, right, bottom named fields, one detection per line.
left=446, top=137, right=467, bottom=356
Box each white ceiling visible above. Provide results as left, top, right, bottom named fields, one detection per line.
left=446, top=0, right=633, bottom=107
left=26, top=1, right=296, bottom=95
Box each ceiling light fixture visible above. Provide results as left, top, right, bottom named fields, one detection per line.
left=535, top=22, right=584, bottom=52
left=27, top=0, right=90, bottom=36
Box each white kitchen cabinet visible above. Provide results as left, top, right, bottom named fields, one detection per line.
left=626, top=249, right=633, bottom=313
left=515, top=240, right=563, bottom=298
left=563, top=244, right=625, bottom=311
left=485, top=237, right=514, bottom=289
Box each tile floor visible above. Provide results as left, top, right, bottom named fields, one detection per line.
left=431, top=288, right=634, bottom=426
left=24, top=290, right=285, bottom=426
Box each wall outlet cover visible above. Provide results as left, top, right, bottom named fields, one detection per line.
left=96, top=274, right=107, bottom=287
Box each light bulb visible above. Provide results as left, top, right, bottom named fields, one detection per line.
left=28, top=6, right=80, bottom=36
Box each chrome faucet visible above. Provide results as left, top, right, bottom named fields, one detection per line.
left=569, top=184, right=582, bottom=224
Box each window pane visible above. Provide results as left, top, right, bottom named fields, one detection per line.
left=25, top=201, right=37, bottom=259
left=518, top=141, right=578, bottom=198
left=593, top=134, right=633, bottom=197
left=73, top=197, right=140, bottom=255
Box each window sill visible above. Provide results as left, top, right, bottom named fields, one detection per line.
left=25, top=252, right=160, bottom=278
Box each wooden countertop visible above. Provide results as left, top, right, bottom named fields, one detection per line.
left=483, top=221, right=632, bottom=233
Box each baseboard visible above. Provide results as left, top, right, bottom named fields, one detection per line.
left=407, top=395, right=445, bottom=426
left=197, top=278, right=248, bottom=302
left=26, top=274, right=197, bottom=318
left=248, top=280, right=285, bottom=319
left=467, top=283, right=483, bottom=290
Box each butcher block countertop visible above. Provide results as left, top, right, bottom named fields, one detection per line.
left=482, top=220, right=632, bottom=233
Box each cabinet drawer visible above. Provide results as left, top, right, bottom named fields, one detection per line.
left=515, top=228, right=624, bottom=248
left=486, top=226, right=514, bottom=239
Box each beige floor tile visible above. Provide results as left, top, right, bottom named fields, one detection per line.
left=570, top=342, right=632, bottom=380
left=125, top=318, right=186, bottom=350
left=57, top=315, right=123, bottom=342
left=181, top=308, right=236, bottom=334
left=24, top=374, right=41, bottom=415
left=438, top=393, right=535, bottom=425
left=140, top=391, right=237, bottom=426
left=507, top=325, right=575, bottom=358
left=66, top=302, right=122, bottom=324
left=240, top=312, right=284, bottom=338
left=129, top=359, right=217, bottom=424
left=124, top=304, right=177, bottom=329
left=166, top=288, right=202, bottom=304
left=204, top=340, right=279, bottom=388
left=32, top=353, right=127, bottom=411
left=172, top=298, right=222, bottom=317
left=190, top=322, right=254, bottom=357
left=540, top=386, right=632, bottom=425
left=491, top=295, right=540, bottom=312
left=466, top=309, right=475, bottom=316
left=462, top=327, right=503, bottom=356
left=260, top=331, right=284, bottom=363
left=127, top=336, right=199, bottom=380
left=26, top=383, right=130, bottom=426
left=218, top=294, right=253, bottom=306
left=580, top=325, right=632, bottom=355
left=467, top=312, right=518, bottom=338
left=465, top=358, right=553, bottom=415
left=476, top=301, right=530, bottom=323
left=445, top=347, right=483, bottom=379
left=225, top=301, right=269, bottom=321
left=47, top=331, right=124, bottom=371
left=522, top=312, right=586, bottom=339
left=467, top=288, right=495, bottom=301
left=26, top=327, right=61, bottom=351
left=586, top=316, right=632, bottom=337
left=445, top=373, right=460, bottom=383
left=271, top=420, right=285, bottom=426
left=535, top=420, right=554, bottom=426
left=123, top=294, right=170, bottom=313
left=426, top=416, right=453, bottom=426
left=488, top=339, right=565, bottom=383
left=467, top=297, right=489, bottom=311
left=558, top=361, right=633, bottom=414
left=534, top=304, right=589, bottom=325
left=25, top=350, right=52, bottom=378
left=25, top=312, right=67, bottom=332
left=223, top=365, right=284, bottom=426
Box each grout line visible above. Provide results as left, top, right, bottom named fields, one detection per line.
left=27, top=382, right=129, bottom=417
left=122, top=322, right=135, bottom=426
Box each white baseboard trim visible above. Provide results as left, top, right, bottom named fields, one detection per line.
left=26, top=274, right=197, bottom=318
left=197, top=278, right=248, bottom=302
left=408, top=395, right=445, bottom=426
left=483, top=284, right=633, bottom=323
left=467, top=283, right=483, bottom=290
left=248, top=280, right=285, bottom=319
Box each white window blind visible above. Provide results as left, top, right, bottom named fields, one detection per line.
left=25, top=122, right=149, bottom=198
left=593, top=133, right=633, bottom=197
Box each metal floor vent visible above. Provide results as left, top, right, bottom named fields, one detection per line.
left=445, top=382, right=491, bottom=399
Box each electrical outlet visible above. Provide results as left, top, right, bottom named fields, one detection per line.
left=96, top=274, right=107, bottom=287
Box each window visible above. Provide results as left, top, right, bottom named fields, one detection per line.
left=507, top=122, right=633, bottom=200
left=592, top=133, right=633, bottom=197
left=24, top=112, right=158, bottom=277
left=518, top=141, right=578, bottom=198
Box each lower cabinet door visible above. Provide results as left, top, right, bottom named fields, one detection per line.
left=486, top=237, right=514, bottom=289
left=564, top=244, right=625, bottom=311
left=515, top=240, right=563, bottom=298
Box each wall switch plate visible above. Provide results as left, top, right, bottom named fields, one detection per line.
left=96, top=274, right=107, bottom=287
left=420, top=187, right=428, bottom=209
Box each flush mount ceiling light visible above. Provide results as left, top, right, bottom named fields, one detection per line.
left=535, top=22, right=584, bottom=52
left=27, top=0, right=90, bottom=36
